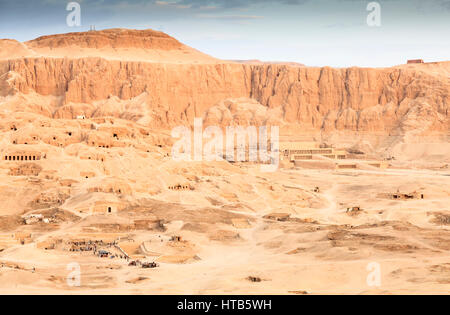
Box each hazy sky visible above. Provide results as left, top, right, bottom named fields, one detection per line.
left=0, top=0, right=449, bottom=67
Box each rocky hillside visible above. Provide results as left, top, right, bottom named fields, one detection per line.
left=26, top=28, right=183, bottom=50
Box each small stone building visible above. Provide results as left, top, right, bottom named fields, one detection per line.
left=9, top=163, right=42, bottom=176
left=407, top=59, right=424, bottom=64
left=91, top=201, right=127, bottom=214
left=87, top=180, right=132, bottom=195
left=168, top=184, right=190, bottom=191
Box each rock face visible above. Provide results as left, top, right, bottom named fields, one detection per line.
left=0, top=29, right=449, bottom=138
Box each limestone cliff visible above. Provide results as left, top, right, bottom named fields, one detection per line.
left=0, top=29, right=448, bottom=139
left=1, top=57, right=448, bottom=135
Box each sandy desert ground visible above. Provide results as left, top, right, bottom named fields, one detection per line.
left=0, top=29, right=449, bottom=295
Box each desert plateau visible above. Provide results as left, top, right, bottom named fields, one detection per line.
left=0, top=28, right=449, bottom=295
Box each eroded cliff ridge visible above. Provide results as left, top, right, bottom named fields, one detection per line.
left=0, top=29, right=448, bottom=143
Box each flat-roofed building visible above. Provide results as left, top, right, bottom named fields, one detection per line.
left=407, top=59, right=424, bottom=64
left=3, top=150, right=42, bottom=162
left=279, top=142, right=347, bottom=161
